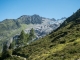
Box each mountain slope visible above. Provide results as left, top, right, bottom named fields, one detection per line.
left=0, top=19, right=21, bottom=48
left=11, top=9, right=80, bottom=60
left=0, top=14, right=65, bottom=53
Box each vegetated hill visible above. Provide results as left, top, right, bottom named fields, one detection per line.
left=0, top=19, right=20, bottom=36
left=0, top=19, right=21, bottom=47
left=9, top=9, right=80, bottom=60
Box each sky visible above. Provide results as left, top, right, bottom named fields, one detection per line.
left=0, top=0, right=80, bottom=21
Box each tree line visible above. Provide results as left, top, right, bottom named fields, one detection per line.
left=1, top=28, right=35, bottom=59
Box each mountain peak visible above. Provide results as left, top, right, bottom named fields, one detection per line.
left=32, top=14, right=40, bottom=16
left=17, top=14, right=42, bottom=24
left=18, top=15, right=30, bottom=19
left=51, top=18, right=56, bottom=21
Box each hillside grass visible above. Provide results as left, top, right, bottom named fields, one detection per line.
left=12, top=10, right=80, bottom=60
left=13, top=37, right=80, bottom=60
left=2, top=9, right=80, bottom=60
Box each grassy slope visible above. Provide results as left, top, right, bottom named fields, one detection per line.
left=11, top=9, right=80, bottom=60
left=3, top=9, right=80, bottom=60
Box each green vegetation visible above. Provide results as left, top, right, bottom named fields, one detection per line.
left=12, top=9, right=80, bottom=60
left=15, top=28, right=35, bottom=47
left=3, top=55, right=26, bottom=60
left=28, top=28, right=35, bottom=41
left=1, top=9, right=80, bottom=60
left=0, top=23, right=28, bottom=52
left=1, top=43, right=13, bottom=60
left=17, top=30, right=29, bottom=46
left=0, top=14, right=42, bottom=51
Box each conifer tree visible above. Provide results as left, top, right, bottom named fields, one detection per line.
left=28, top=28, right=35, bottom=41
left=20, top=30, right=25, bottom=40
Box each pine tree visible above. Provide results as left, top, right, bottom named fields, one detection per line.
left=28, top=28, right=35, bottom=41
left=18, top=30, right=30, bottom=46
left=20, top=30, right=25, bottom=40
left=18, top=30, right=25, bottom=44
